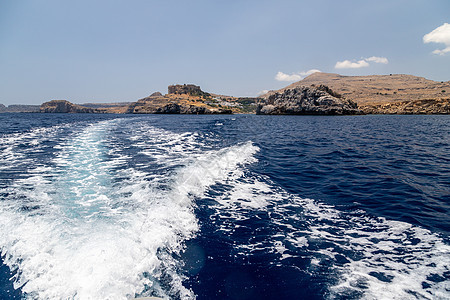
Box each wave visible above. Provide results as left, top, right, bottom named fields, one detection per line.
left=1, top=117, right=448, bottom=299
left=0, top=119, right=259, bottom=299
left=0, top=123, right=70, bottom=176
left=208, top=174, right=450, bottom=299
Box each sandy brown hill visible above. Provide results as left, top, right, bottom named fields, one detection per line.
left=126, top=85, right=259, bottom=114
left=275, top=72, right=450, bottom=106
left=363, top=98, right=450, bottom=114
left=126, top=87, right=234, bottom=114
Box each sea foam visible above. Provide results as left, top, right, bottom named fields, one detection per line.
left=0, top=119, right=259, bottom=299
left=207, top=174, right=450, bottom=299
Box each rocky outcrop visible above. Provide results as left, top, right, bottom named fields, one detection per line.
left=155, top=103, right=182, bottom=114
left=168, top=84, right=202, bottom=95
left=154, top=104, right=211, bottom=114
left=126, top=93, right=168, bottom=113
left=40, top=100, right=99, bottom=113
left=127, top=86, right=233, bottom=114
left=257, top=85, right=362, bottom=115
left=361, top=98, right=450, bottom=114
left=132, top=102, right=231, bottom=114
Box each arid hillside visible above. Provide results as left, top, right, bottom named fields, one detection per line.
left=126, top=85, right=257, bottom=114
left=276, top=72, right=450, bottom=106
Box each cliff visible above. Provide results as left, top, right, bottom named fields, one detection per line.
left=40, top=100, right=99, bottom=113
left=257, top=85, right=362, bottom=115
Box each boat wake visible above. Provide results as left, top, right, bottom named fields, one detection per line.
left=0, top=118, right=448, bottom=299
left=0, top=119, right=258, bottom=299
left=207, top=169, right=450, bottom=299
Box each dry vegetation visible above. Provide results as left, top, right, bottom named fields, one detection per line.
left=278, top=72, right=450, bottom=106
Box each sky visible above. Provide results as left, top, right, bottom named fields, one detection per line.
left=0, top=0, right=449, bottom=105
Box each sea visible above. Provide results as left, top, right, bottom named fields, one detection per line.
left=0, top=113, right=448, bottom=300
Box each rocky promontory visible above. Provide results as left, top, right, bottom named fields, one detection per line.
left=40, top=100, right=99, bottom=113
left=257, top=85, right=362, bottom=115
left=126, top=85, right=233, bottom=114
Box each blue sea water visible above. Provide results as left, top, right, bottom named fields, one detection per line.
left=0, top=113, right=449, bottom=299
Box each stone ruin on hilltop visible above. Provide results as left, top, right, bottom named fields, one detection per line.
left=168, top=84, right=202, bottom=95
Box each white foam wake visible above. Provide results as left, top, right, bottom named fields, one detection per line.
left=0, top=124, right=70, bottom=172
left=208, top=175, right=450, bottom=299
left=0, top=119, right=259, bottom=299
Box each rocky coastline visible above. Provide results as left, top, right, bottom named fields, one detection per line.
left=282, top=72, right=450, bottom=115
left=126, top=90, right=232, bottom=114
left=40, top=100, right=100, bottom=113
left=4, top=74, right=449, bottom=115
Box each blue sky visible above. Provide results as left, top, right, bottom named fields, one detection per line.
left=0, top=0, right=449, bottom=105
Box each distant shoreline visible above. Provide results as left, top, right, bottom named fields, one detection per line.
left=2, top=73, right=449, bottom=115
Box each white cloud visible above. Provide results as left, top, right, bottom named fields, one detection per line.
left=423, top=23, right=450, bottom=55
left=432, top=48, right=450, bottom=55
left=275, top=69, right=321, bottom=82
left=335, top=59, right=369, bottom=69
left=275, top=72, right=302, bottom=82
left=299, top=69, right=321, bottom=77
left=366, top=56, right=389, bottom=64
left=335, top=56, right=389, bottom=69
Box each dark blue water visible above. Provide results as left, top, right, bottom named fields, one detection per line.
left=0, top=113, right=449, bottom=299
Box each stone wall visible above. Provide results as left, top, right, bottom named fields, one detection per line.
left=168, top=84, right=202, bottom=95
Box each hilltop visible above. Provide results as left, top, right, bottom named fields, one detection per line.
left=268, top=72, right=450, bottom=114
left=127, top=85, right=231, bottom=114
left=125, top=84, right=258, bottom=114
left=277, top=72, right=450, bottom=105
